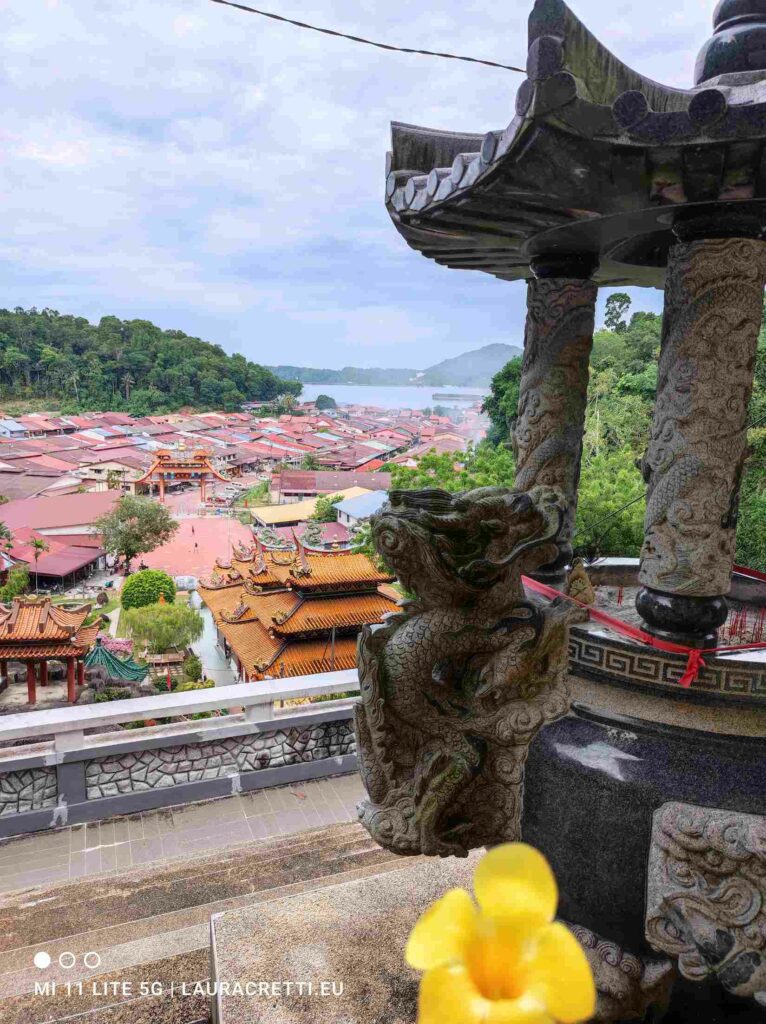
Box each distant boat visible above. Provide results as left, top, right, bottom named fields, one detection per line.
left=431, top=391, right=485, bottom=401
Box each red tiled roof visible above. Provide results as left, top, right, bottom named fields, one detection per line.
left=0, top=491, right=121, bottom=530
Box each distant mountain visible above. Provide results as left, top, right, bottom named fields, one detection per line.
left=419, top=344, right=523, bottom=387
left=268, top=343, right=522, bottom=389
left=266, top=365, right=415, bottom=386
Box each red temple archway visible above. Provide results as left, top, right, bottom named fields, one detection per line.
left=134, top=447, right=230, bottom=504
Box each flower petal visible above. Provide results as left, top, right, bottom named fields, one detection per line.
left=523, top=922, right=597, bottom=1023
left=487, top=993, right=556, bottom=1024
left=474, top=844, right=558, bottom=925
left=417, top=963, right=488, bottom=1024
left=406, top=888, right=478, bottom=971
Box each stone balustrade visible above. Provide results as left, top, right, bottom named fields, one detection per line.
left=0, top=670, right=360, bottom=839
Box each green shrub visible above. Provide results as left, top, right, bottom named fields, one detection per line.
left=121, top=569, right=176, bottom=609
left=93, top=687, right=134, bottom=703
left=183, top=653, right=203, bottom=681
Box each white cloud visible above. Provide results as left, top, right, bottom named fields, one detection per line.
left=0, top=0, right=712, bottom=365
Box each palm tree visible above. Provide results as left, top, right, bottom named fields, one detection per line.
left=30, top=538, right=48, bottom=594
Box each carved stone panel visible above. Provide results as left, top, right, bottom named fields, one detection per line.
left=646, top=801, right=766, bottom=1006
left=514, top=276, right=597, bottom=558
left=638, top=237, right=766, bottom=597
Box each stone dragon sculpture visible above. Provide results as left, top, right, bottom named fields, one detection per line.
left=354, top=485, right=585, bottom=857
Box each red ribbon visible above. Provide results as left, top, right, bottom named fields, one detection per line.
left=521, top=575, right=766, bottom=689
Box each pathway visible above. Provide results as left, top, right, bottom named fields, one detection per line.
left=0, top=774, right=365, bottom=895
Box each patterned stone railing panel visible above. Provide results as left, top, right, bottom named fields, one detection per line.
left=0, top=767, right=57, bottom=817
left=85, top=720, right=356, bottom=798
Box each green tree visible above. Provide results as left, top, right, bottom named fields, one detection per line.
left=121, top=569, right=176, bottom=609
left=123, top=603, right=204, bottom=654
left=0, top=565, right=29, bottom=602
left=390, top=443, right=515, bottom=493
left=351, top=521, right=392, bottom=574
left=95, top=496, right=179, bottom=574
left=315, top=394, right=337, bottom=410
left=483, top=356, right=523, bottom=446
left=604, top=292, right=632, bottom=333
left=0, top=307, right=301, bottom=411
left=30, top=537, right=49, bottom=594
left=301, top=454, right=320, bottom=470
left=311, top=493, right=344, bottom=522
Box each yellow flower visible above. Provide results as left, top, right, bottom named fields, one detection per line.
left=405, top=844, right=596, bottom=1024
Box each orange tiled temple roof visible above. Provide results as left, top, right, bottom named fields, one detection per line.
left=0, top=597, right=99, bottom=659
left=271, top=593, right=396, bottom=636
left=198, top=544, right=397, bottom=679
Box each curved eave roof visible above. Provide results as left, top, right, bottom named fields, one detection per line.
left=385, top=0, right=766, bottom=288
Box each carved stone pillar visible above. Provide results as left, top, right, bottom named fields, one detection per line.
left=514, top=256, right=598, bottom=581
left=636, top=234, right=766, bottom=647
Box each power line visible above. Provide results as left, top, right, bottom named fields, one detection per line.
left=208, top=0, right=525, bottom=73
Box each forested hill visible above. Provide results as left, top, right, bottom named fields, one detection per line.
left=268, top=342, right=523, bottom=388
left=0, top=308, right=301, bottom=414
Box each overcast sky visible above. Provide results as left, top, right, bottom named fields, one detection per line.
left=1, top=1, right=715, bottom=369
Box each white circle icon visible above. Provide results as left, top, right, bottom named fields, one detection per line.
left=84, top=952, right=101, bottom=969
left=33, top=951, right=51, bottom=970
left=59, top=952, right=76, bottom=970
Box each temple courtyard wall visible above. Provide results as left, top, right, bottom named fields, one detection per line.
left=0, top=675, right=359, bottom=838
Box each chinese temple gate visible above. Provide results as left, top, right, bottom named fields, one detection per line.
left=0, top=597, right=99, bottom=704
left=134, top=448, right=230, bottom=504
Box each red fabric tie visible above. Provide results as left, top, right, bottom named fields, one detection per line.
left=522, top=574, right=766, bottom=690
left=678, top=649, right=706, bottom=689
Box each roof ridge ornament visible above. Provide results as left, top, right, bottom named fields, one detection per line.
left=696, top=0, right=766, bottom=83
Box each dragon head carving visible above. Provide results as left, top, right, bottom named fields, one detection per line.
left=370, top=485, right=566, bottom=607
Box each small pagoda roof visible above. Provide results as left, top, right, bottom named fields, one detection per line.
left=385, top=0, right=766, bottom=288
left=0, top=597, right=99, bottom=658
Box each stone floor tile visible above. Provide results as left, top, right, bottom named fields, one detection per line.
left=5, top=865, right=68, bottom=890
left=69, top=853, right=87, bottom=879
left=100, top=842, right=131, bottom=872
left=263, top=788, right=293, bottom=812
left=140, top=814, right=162, bottom=839
left=302, top=805, right=326, bottom=829
left=83, top=848, right=102, bottom=875
left=112, top=819, right=132, bottom=845
left=126, top=814, right=144, bottom=843
left=273, top=808, right=309, bottom=836
left=240, top=790, right=271, bottom=818
left=149, top=808, right=177, bottom=836
left=130, top=837, right=164, bottom=867
left=0, top=829, right=69, bottom=862
left=83, top=822, right=100, bottom=850
left=98, top=820, right=116, bottom=847
left=247, top=816, right=274, bottom=840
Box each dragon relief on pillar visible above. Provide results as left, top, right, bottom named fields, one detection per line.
left=354, top=485, right=585, bottom=858
left=513, top=277, right=597, bottom=552
left=646, top=802, right=766, bottom=1007
left=639, top=238, right=766, bottom=597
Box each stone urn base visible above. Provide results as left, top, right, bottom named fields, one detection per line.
left=523, top=674, right=766, bottom=1021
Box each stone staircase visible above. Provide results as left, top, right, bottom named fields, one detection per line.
left=0, top=821, right=404, bottom=1024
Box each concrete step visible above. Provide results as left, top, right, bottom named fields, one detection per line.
left=0, top=821, right=406, bottom=1024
